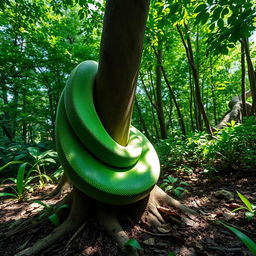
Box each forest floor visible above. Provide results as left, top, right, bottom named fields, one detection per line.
left=0, top=167, right=255, bottom=256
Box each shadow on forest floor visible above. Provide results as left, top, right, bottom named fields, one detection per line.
left=0, top=168, right=256, bottom=256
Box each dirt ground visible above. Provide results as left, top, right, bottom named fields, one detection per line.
left=0, top=167, right=255, bottom=256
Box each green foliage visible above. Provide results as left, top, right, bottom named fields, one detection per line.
left=125, top=239, right=142, bottom=250
left=32, top=200, right=69, bottom=226
left=233, top=191, right=256, bottom=221
left=0, top=148, right=59, bottom=200
left=220, top=222, right=256, bottom=255
left=156, top=117, right=256, bottom=174
left=160, top=175, right=189, bottom=197
left=0, top=163, right=32, bottom=200
left=206, top=117, right=256, bottom=170
left=194, top=0, right=256, bottom=54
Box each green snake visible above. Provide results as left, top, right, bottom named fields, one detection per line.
left=55, top=60, right=160, bottom=205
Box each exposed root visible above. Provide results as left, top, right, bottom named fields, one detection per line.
left=0, top=218, right=39, bottom=241
left=15, top=189, right=90, bottom=256
left=132, top=185, right=197, bottom=231
left=13, top=185, right=196, bottom=256
left=43, top=174, right=71, bottom=199
left=1, top=192, right=73, bottom=241
left=96, top=203, right=138, bottom=256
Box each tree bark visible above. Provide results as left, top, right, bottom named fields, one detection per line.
left=241, top=41, right=246, bottom=117
left=155, top=42, right=167, bottom=139
left=134, top=97, right=151, bottom=140
left=177, top=24, right=212, bottom=138
left=241, top=37, right=256, bottom=115
left=94, top=0, right=150, bottom=146
left=153, top=46, right=186, bottom=136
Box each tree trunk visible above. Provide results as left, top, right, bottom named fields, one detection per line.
left=134, top=97, right=151, bottom=140
left=241, top=41, right=246, bottom=117
left=153, top=46, right=186, bottom=136
left=94, top=0, right=150, bottom=145
left=177, top=24, right=212, bottom=138
left=242, top=37, right=256, bottom=115
left=155, top=42, right=167, bottom=139
left=215, top=91, right=252, bottom=129
left=22, top=89, right=27, bottom=144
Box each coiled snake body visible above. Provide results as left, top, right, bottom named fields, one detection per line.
left=55, top=60, right=160, bottom=205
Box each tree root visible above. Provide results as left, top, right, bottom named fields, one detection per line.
left=15, top=189, right=90, bottom=256
left=14, top=185, right=196, bottom=256
left=1, top=192, right=73, bottom=241
left=96, top=203, right=139, bottom=256
left=43, top=174, right=71, bottom=199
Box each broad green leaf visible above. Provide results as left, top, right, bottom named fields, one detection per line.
left=212, top=7, right=222, bottom=21
left=0, top=161, right=24, bottom=171
left=57, top=204, right=70, bottom=210
left=49, top=213, right=60, bottom=226
left=126, top=239, right=142, bottom=250
left=16, top=163, right=27, bottom=196
left=201, top=12, right=210, bottom=25
left=209, top=23, right=215, bottom=31
left=41, top=158, right=56, bottom=164
left=237, top=191, right=253, bottom=212
left=221, top=7, right=229, bottom=17
left=167, top=252, right=175, bottom=256
left=217, top=19, right=224, bottom=28
left=194, top=4, right=207, bottom=13
left=27, top=147, right=40, bottom=158
left=0, top=192, right=17, bottom=198
left=222, top=223, right=256, bottom=255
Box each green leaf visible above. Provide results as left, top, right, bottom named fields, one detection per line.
left=169, top=3, right=180, bottom=14
left=209, top=23, right=215, bottom=31
left=217, top=19, right=224, bottom=28
left=38, top=150, right=57, bottom=160
left=222, top=223, right=256, bottom=254
left=237, top=191, right=253, bottom=212
left=126, top=239, right=142, bottom=250
left=201, top=12, right=210, bottom=25
left=167, top=252, right=175, bottom=256
left=194, top=4, right=207, bottom=13
left=16, top=163, right=27, bottom=196
left=27, top=147, right=40, bottom=158
left=0, top=161, right=24, bottom=171
left=32, top=200, right=50, bottom=209
left=232, top=206, right=248, bottom=212
left=167, top=176, right=178, bottom=183
left=49, top=213, right=60, bottom=226
left=56, top=204, right=70, bottom=210
left=245, top=211, right=255, bottom=221
left=221, top=7, right=229, bottom=17
left=0, top=192, right=17, bottom=198
left=212, top=7, right=222, bottom=21
left=41, top=158, right=56, bottom=164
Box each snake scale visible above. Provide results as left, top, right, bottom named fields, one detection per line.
left=55, top=60, right=160, bottom=205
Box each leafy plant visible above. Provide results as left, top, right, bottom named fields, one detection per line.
left=0, top=148, right=59, bottom=200
left=125, top=238, right=142, bottom=250
left=0, top=163, right=33, bottom=201
left=26, top=147, right=57, bottom=187
left=220, top=222, right=256, bottom=255
left=32, top=200, right=69, bottom=226
left=160, top=175, right=189, bottom=197
left=233, top=191, right=256, bottom=221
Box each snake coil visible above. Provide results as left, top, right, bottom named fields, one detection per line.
left=56, top=60, right=160, bottom=205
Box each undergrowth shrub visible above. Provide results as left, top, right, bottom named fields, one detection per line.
left=155, top=117, right=256, bottom=174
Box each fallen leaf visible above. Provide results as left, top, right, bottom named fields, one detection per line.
left=143, top=238, right=155, bottom=246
